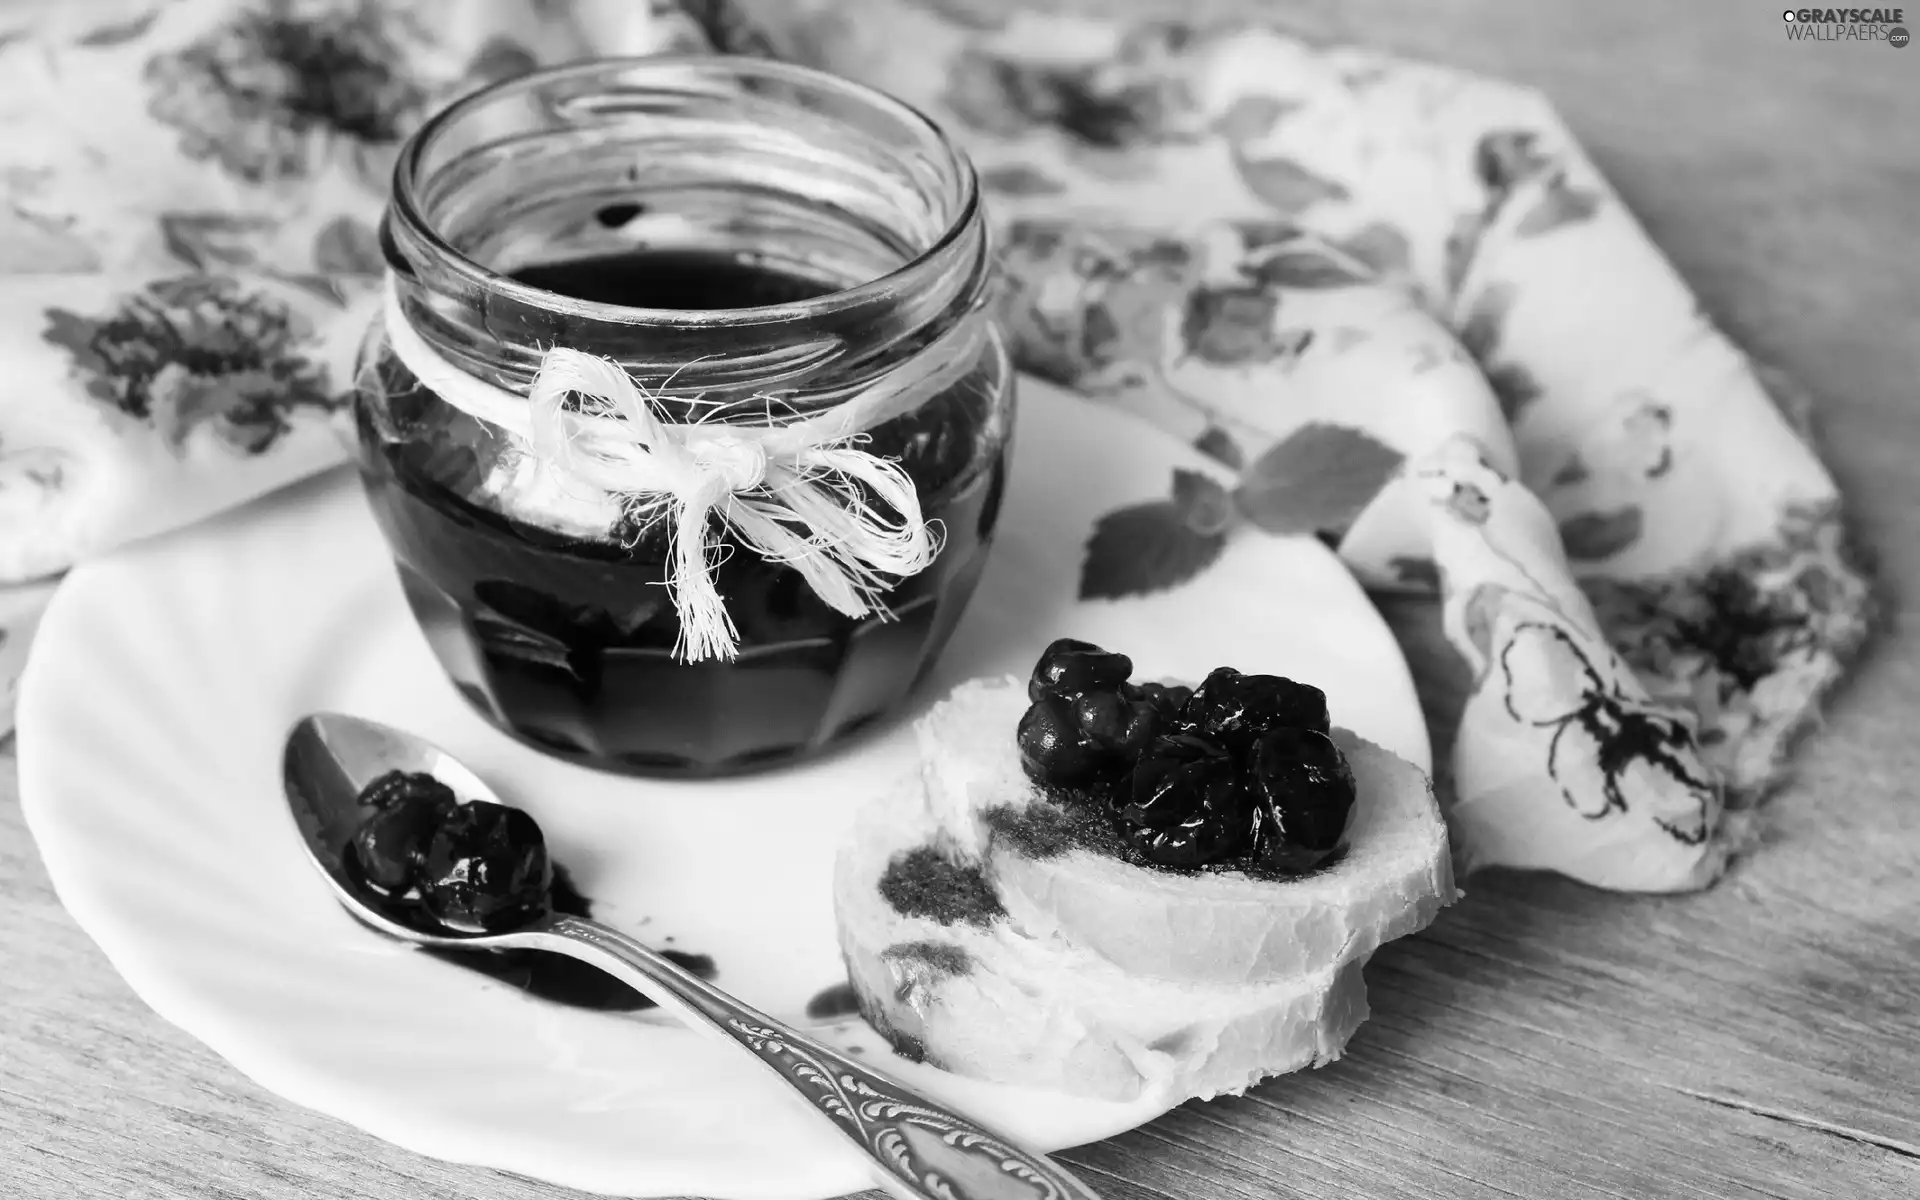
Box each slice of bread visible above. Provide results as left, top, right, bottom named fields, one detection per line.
left=835, top=778, right=1370, bottom=1103
left=917, top=677, right=1456, bottom=986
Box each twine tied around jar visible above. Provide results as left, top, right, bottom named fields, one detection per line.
left=379, top=277, right=985, bottom=663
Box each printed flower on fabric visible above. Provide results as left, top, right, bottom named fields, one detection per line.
left=143, top=0, right=433, bottom=187
left=1495, top=619, right=1718, bottom=846
left=41, top=275, right=339, bottom=456
left=940, top=22, right=1206, bottom=149
left=997, top=218, right=1203, bottom=396
left=1418, top=440, right=1725, bottom=889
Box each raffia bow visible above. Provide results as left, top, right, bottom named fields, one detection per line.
left=379, top=278, right=977, bottom=662
left=524, top=351, right=946, bottom=661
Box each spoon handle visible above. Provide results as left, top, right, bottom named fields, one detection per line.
left=534, top=915, right=1105, bottom=1200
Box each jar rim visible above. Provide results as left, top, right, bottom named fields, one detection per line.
left=387, top=54, right=982, bottom=332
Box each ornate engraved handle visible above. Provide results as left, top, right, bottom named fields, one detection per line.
left=535, top=915, right=1105, bottom=1200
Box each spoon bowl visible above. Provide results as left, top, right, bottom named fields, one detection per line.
left=280, top=712, right=1104, bottom=1200
left=284, top=712, right=531, bottom=947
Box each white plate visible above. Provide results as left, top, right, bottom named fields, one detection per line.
left=18, top=379, right=1427, bottom=1200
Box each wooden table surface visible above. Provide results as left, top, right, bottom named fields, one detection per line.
left=4, top=1, right=1917, bottom=1197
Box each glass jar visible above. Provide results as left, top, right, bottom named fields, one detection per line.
left=353, top=57, right=1013, bottom=777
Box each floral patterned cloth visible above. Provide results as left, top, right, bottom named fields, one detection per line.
left=0, top=0, right=728, bottom=722
left=719, top=0, right=1874, bottom=891
left=0, top=0, right=1874, bottom=893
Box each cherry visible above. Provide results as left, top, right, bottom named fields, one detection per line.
left=1128, top=680, right=1193, bottom=721
left=1250, top=727, right=1356, bottom=873
left=1117, top=734, right=1259, bottom=867
left=1175, top=667, right=1330, bottom=753
left=419, top=800, right=553, bottom=933
left=1029, top=638, right=1133, bottom=704
left=349, top=771, right=457, bottom=893
left=1017, top=694, right=1117, bottom=789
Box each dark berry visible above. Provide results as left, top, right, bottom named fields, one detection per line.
left=1176, top=668, right=1330, bottom=753
left=350, top=789, right=456, bottom=892
left=356, top=769, right=455, bottom=812
left=1122, top=734, right=1225, bottom=825
left=1073, top=690, right=1129, bottom=745
left=1071, top=688, right=1164, bottom=758
left=419, top=800, right=553, bottom=933
left=1116, top=733, right=1259, bottom=867
left=1130, top=812, right=1253, bottom=868
left=1251, top=727, right=1357, bottom=873
left=1029, top=638, right=1133, bottom=704
left=1017, top=694, right=1117, bottom=789
left=1114, top=700, right=1161, bottom=757
left=1128, top=680, right=1193, bottom=721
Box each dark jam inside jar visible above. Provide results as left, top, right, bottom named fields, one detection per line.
left=510, top=249, right=832, bottom=310
left=354, top=248, right=1009, bottom=777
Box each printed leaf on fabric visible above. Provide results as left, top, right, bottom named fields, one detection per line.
left=159, top=212, right=274, bottom=271
left=1234, top=424, right=1405, bottom=537
left=1081, top=469, right=1235, bottom=600
left=312, top=216, right=384, bottom=277
left=1235, top=218, right=1306, bottom=252
left=464, top=36, right=538, bottom=83
left=1242, top=248, right=1370, bottom=290
left=1442, top=212, right=1486, bottom=299
left=1212, top=94, right=1300, bottom=143
left=1335, top=222, right=1413, bottom=277
left=77, top=10, right=159, bottom=47
left=1232, top=149, right=1351, bottom=213
left=1461, top=581, right=1505, bottom=666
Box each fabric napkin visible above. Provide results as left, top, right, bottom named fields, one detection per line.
left=0, top=0, right=1874, bottom=893
left=0, top=0, right=726, bottom=723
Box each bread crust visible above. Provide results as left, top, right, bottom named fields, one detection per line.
left=918, top=677, right=1458, bottom=984
left=834, top=778, right=1371, bottom=1103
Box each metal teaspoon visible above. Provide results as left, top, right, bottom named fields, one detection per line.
left=282, top=712, right=1103, bottom=1200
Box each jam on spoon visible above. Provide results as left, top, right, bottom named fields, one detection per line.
left=347, top=770, right=551, bottom=934
left=346, top=770, right=719, bottom=1010
left=282, top=710, right=1109, bottom=1198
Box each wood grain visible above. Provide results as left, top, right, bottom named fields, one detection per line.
left=4, top=1, right=1918, bottom=1197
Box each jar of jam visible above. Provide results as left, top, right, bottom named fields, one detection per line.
left=352, top=57, right=1013, bottom=777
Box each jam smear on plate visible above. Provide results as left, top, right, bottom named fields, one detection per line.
left=804, top=981, right=862, bottom=1021
left=354, top=249, right=1008, bottom=778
